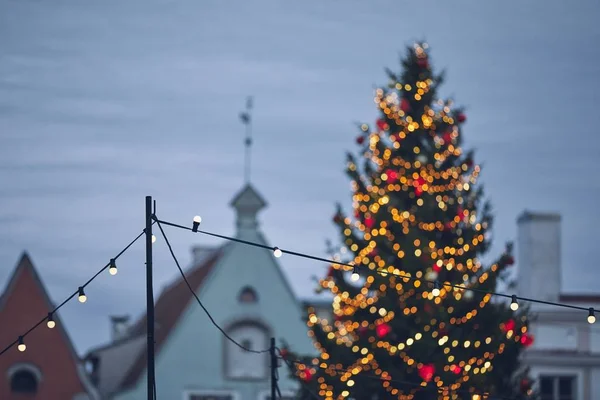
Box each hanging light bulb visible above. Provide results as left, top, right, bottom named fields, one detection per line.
left=78, top=287, right=87, bottom=303
left=432, top=281, right=441, bottom=297
left=109, top=258, right=117, bottom=276
left=273, top=247, right=282, bottom=258
left=351, top=266, right=360, bottom=282
left=47, top=312, right=56, bottom=329
left=192, top=215, right=202, bottom=232
left=17, top=336, right=26, bottom=352
left=152, top=235, right=157, bottom=243
left=510, top=295, right=519, bottom=311
left=588, top=308, right=596, bottom=324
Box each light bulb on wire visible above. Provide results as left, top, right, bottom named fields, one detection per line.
left=47, top=312, right=55, bottom=329
left=432, top=281, right=441, bottom=297
left=510, top=295, right=519, bottom=311
left=192, top=215, right=202, bottom=232
left=78, top=287, right=87, bottom=303
left=109, top=259, right=117, bottom=276
left=273, top=247, right=282, bottom=258
left=17, top=336, right=26, bottom=352
left=351, top=267, right=360, bottom=282
left=588, top=308, right=596, bottom=324
left=152, top=235, right=157, bottom=243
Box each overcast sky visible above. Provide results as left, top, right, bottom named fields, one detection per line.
left=1, top=0, right=599, bottom=354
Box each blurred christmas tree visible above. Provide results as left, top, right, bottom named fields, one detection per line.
left=284, top=43, right=535, bottom=400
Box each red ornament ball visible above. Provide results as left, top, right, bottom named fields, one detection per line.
left=385, top=169, right=398, bottom=181
left=280, top=348, right=289, bottom=359
left=521, top=333, right=534, bottom=347
left=400, top=98, right=411, bottom=113
left=356, top=136, right=365, bottom=145
left=503, top=319, right=516, bottom=332
left=302, top=369, right=313, bottom=382
left=505, top=256, right=515, bottom=266
left=450, top=364, right=462, bottom=375
left=432, top=263, right=441, bottom=273
left=376, top=322, right=391, bottom=338
left=418, top=364, right=435, bottom=382
left=327, top=265, right=335, bottom=277
left=333, top=213, right=342, bottom=224
left=376, top=118, right=387, bottom=131
left=417, top=57, right=429, bottom=68
left=457, top=113, right=466, bottom=123
left=364, top=217, right=375, bottom=228
left=443, top=132, right=452, bottom=143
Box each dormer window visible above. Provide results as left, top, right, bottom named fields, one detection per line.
left=238, top=286, right=258, bottom=303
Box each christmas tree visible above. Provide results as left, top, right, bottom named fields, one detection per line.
left=284, top=43, right=535, bottom=400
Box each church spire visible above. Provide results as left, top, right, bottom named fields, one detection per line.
left=239, top=96, right=253, bottom=184
left=231, top=96, right=267, bottom=237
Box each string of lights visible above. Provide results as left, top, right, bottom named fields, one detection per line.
left=154, top=217, right=270, bottom=354
left=278, top=351, right=522, bottom=400
left=0, top=228, right=148, bottom=357
left=155, top=218, right=597, bottom=323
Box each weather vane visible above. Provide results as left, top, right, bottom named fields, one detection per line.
left=239, top=96, right=253, bottom=184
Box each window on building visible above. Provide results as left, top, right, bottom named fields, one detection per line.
left=189, top=394, right=234, bottom=400
left=10, top=369, right=38, bottom=394
left=238, top=286, right=258, bottom=303
left=224, top=322, right=269, bottom=380
left=539, top=375, right=576, bottom=400
left=259, top=390, right=296, bottom=400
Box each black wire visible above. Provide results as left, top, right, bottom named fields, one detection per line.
left=153, top=380, right=157, bottom=400
left=155, top=218, right=595, bottom=314
left=154, top=217, right=269, bottom=354
left=275, top=381, right=283, bottom=399
left=0, top=228, right=147, bottom=357
left=279, top=352, right=522, bottom=400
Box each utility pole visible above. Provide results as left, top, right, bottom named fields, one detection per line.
left=270, top=337, right=277, bottom=400
left=145, top=196, right=156, bottom=400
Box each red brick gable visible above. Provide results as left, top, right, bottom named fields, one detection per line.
left=0, top=252, right=94, bottom=400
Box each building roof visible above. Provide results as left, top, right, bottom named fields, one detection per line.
left=0, top=252, right=99, bottom=399
left=229, top=183, right=267, bottom=212
left=559, top=293, right=600, bottom=304
left=117, top=246, right=224, bottom=390
left=517, top=210, right=561, bottom=223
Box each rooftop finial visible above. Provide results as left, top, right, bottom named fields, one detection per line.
left=239, top=96, right=254, bottom=184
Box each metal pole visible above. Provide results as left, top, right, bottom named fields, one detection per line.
left=270, top=337, right=277, bottom=400
left=145, top=196, right=155, bottom=400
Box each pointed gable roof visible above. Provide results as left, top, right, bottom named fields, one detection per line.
left=118, top=246, right=224, bottom=390
left=230, top=183, right=267, bottom=212
left=0, top=252, right=99, bottom=398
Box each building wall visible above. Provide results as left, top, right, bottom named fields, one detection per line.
left=115, top=231, right=314, bottom=400
left=516, top=211, right=600, bottom=400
